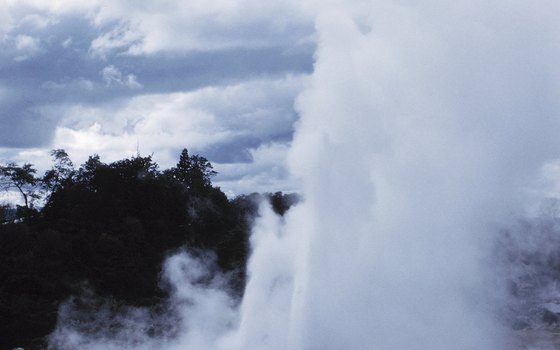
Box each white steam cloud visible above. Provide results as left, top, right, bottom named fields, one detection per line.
left=50, top=251, right=237, bottom=350
left=49, top=1, right=560, bottom=350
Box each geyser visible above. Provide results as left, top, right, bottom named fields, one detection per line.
left=50, top=1, right=560, bottom=349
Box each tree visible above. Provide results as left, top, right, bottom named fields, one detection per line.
left=0, top=148, right=255, bottom=349
left=43, top=149, right=75, bottom=194
left=0, top=204, right=11, bottom=223
left=76, top=154, right=103, bottom=185
left=169, top=148, right=217, bottom=191
left=0, top=162, right=40, bottom=210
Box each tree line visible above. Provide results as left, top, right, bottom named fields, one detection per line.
left=0, top=149, right=297, bottom=350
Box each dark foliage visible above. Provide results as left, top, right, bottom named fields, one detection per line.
left=0, top=148, right=299, bottom=350
left=0, top=162, right=40, bottom=210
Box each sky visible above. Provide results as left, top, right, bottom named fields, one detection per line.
left=46, top=2, right=560, bottom=349
left=3, top=1, right=560, bottom=349
left=0, top=0, right=316, bottom=196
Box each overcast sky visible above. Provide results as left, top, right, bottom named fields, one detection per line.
left=0, top=0, right=316, bottom=196
left=45, top=2, right=560, bottom=349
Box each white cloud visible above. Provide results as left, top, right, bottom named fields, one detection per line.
left=5, top=0, right=99, bottom=15
left=4, top=0, right=314, bottom=58
left=87, top=0, right=314, bottom=55
left=0, top=5, right=17, bottom=36
left=78, top=78, right=95, bottom=91
left=89, top=21, right=143, bottom=58
left=61, top=36, right=72, bottom=48
left=49, top=129, right=295, bottom=197
left=0, top=0, right=312, bottom=194
left=13, top=34, right=41, bottom=61
left=214, top=142, right=296, bottom=196
left=15, top=34, right=38, bottom=50
left=100, top=64, right=121, bottom=85
left=40, top=76, right=304, bottom=193
left=3, top=0, right=314, bottom=57
left=0, top=147, right=53, bottom=175
left=1, top=1, right=97, bottom=40
left=18, top=13, right=59, bottom=30
left=124, top=74, right=142, bottom=89
left=100, top=64, right=143, bottom=89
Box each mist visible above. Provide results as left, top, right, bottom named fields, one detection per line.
left=48, top=1, right=560, bottom=350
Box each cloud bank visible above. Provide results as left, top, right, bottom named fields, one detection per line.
left=0, top=0, right=314, bottom=194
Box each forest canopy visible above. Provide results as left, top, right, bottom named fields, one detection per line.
left=0, top=148, right=297, bottom=350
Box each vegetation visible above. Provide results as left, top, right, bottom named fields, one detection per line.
left=0, top=149, right=297, bottom=350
